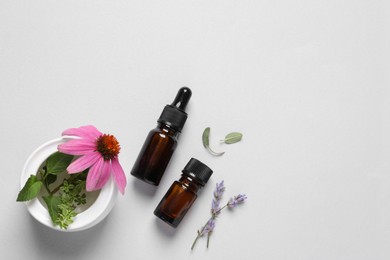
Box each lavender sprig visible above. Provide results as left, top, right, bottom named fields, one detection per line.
left=201, top=218, right=216, bottom=235
left=228, top=194, right=247, bottom=208
left=207, top=181, right=225, bottom=247
left=212, top=181, right=225, bottom=215
left=191, top=181, right=247, bottom=250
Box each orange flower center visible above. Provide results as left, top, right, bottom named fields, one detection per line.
left=96, top=134, right=120, bottom=160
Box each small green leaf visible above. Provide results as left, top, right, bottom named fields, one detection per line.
left=202, top=127, right=210, bottom=148
left=222, top=132, right=243, bottom=144
left=42, top=195, right=61, bottom=224
left=16, top=175, right=43, bottom=201
left=202, top=127, right=225, bottom=156
left=45, top=174, right=57, bottom=188
left=46, top=152, right=73, bottom=175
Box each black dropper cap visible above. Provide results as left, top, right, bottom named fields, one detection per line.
left=182, top=158, right=213, bottom=186
left=158, top=87, right=192, bottom=132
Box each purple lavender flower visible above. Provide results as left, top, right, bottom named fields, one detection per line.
left=214, top=181, right=225, bottom=199
left=191, top=181, right=247, bottom=250
left=200, top=218, right=216, bottom=236
left=211, top=181, right=225, bottom=215
left=227, top=194, right=247, bottom=208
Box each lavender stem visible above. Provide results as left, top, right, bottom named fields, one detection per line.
left=191, top=234, right=201, bottom=250
left=215, top=204, right=228, bottom=215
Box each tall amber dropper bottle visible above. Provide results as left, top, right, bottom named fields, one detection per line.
left=130, top=87, right=192, bottom=186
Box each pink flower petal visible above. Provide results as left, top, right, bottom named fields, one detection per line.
left=62, top=125, right=102, bottom=141
left=86, top=157, right=104, bottom=192
left=94, top=160, right=111, bottom=190
left=111, top=158, right=127, bottom=195
left=67, top=152, right=101, bottom=173
left=57, top=139, right=96, bottom=156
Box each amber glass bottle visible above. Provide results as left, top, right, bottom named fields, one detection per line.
left=131, top=87, right=192, bottom=186
left=154, top=158, right=213, bottom=228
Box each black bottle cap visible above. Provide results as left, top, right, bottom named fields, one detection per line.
left=182, top=158, right=213, bottom=186
left=158, top=87, right=192, bottom=132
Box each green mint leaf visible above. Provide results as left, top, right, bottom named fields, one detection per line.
left=222, top=132, right=243, bottom=144
left=46, top=152, right=73, bottom=175
left=42, top=195, right=61, bottom=224
left=202, top=127, right=225, bottom=156
left=16, top=175, right=43, bottom=201
left=45, top=174, right=57, bottom=188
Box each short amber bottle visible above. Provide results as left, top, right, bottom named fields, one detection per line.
left=154, top=158, right=213, bottom=228
left=131, top=87, right=192, bottom=186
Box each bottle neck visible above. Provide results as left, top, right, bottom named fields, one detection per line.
left=157, top=123, right=180, bottom=137
left=179, top=175, right=203, bottom=194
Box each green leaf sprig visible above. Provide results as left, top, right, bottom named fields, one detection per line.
left=44, top=177, right=87, bottom=229
left=202, top=127, right=243, bottom=156
left=17, top=152, right=87, bottom=229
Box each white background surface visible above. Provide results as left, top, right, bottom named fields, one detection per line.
left=1, top=0, right=390, bottom=259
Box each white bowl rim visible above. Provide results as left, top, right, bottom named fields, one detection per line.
left=20, top=136, right=118, bottom=232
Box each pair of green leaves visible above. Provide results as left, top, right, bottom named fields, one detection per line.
left=202, top=127, right=243, bottom=156
left=45, top=178, right=87, bottom=229
left=16, top=152, right=73, bottom=202
left=17, top=152, right=88, bottom=229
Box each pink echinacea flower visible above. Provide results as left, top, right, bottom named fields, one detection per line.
left=57, top=125, right=126, bottom=194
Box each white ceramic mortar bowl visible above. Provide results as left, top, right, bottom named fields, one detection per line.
left=20, top=137, right=118, bottom=232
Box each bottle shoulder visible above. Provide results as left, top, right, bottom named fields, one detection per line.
left=176, top=177, right=202, bottom=194
left=150, top=124, right=179, bottom=139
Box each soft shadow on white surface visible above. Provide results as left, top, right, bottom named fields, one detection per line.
left=29, top=214, right=108, bottom=257
left=154, top=218, right=176, bottom=238
left=132, top=179, right=158, bottom=197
